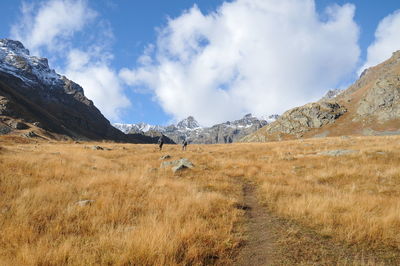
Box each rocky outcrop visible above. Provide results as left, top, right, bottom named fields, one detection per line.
left=265, top=102, right=346, bottom=134
left=355, top=75, right=400, bottom=121
left=0, top=123, right=11, bottom=134
left=318, top=150, right=358, bottom=156
left=242, top=102, right=346, bottom=142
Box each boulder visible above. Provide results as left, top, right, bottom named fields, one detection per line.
left=318, top=150, right=357, bottom=156
left=92, top=145, right=104, bottom=150
left=76, top=199, right=95, bottom=206
left=160, top=155, right=171, bottom=160
left=160, top=158, right=194, bottom=173
left=0, top=124, right=11, bottom=135
left=172, top=164, right=189, bottom=173
left=9, top=121, right=29, bottom=130
left=91, top=145, right=111, bottom=151
left=32, top=122, right=43, bottom=128
left=23, top=131, right=39, bottom=138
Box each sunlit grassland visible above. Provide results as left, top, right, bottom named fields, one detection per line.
left=0, top=140, right=243, bottom=265
left=0, top=135, right=399, bottom=264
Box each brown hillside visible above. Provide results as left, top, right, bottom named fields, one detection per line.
left=242, top=51, right=400, bottom=142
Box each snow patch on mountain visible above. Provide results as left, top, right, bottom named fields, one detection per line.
left=114, top=116, right=203, bottom=134
left=113, top=123, right=167, bottom=134
left=176, top=116, right=200, bottom=130
left=113, top=113, right=278, bottom=144
left=113, top=114, right=279, bottom=134
left=0, top=39, right=64, bottom=88
left=259, top=114, right=280, bottom=123
left=320, top=89, right=343, bottom=101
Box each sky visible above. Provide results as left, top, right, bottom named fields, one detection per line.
left=0, top=0, right=399, bottom=126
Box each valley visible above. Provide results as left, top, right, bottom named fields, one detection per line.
left=0, top=0, right=399, bottom=264
left=1, top=135, right=399, bottom=265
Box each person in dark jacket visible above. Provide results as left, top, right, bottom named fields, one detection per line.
left=158, top=135, right=164, bottom=151
left=182, top=139, right=188, bottom=151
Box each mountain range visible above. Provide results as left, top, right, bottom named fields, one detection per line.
left=114, top=114, right=278, bottom=144
left=0, top=38, right=398, bottom=143
left=0, top=39, right=162, bottom=143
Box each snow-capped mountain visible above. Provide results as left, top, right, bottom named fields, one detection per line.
left=0, top=39, right=65, bottom=88
left=0, top=39, right=275, bottom=144
left=0, top=39, right=160, bottom=143
left=114, top=116, right=202, bottom=135
left=176, top=116, right=200, bottom=130
left=113, top=122, right=166, bottom=134
left=113, top=113, right=274, bottom=144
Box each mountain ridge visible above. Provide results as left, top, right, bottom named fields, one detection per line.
left=242, top=51, right=400, bottom=142
left=114, top=113, right=278, bottom=144
left=0, top=39, right=159, bottom=143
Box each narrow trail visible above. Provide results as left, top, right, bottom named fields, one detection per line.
left=234, top=183, right=276, bottom=266
left=233, top=183, right=400, bottom=265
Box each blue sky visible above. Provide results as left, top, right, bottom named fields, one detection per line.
left=1, top=0, right=400, bottom=126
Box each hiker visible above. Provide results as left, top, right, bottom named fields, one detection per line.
left=182, top=139, right=188, bottom=151
left=158, top=135, right=164, bottom=151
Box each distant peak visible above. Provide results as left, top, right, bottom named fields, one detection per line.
left=258, top=114, right=279, bottom=123
left=321, top=89, right=343, bottom=100
left=177, top=116, right=200, bottom=129
left=244, top=113, right=253, bottom=118
left=0, top=38, right=67, bottom=88
left=0, top=39, right=30, bottom=55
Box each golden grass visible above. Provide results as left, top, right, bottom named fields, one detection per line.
left=247, top=136, right=400, bottom=249
left=1, top=135, right=400, bottom=264
left=0, top=141, right=243, bottom=265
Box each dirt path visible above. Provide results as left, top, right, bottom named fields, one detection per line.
left=234, top=183, right=276, bottom=266
left=233, top=183, right=400, bottom=265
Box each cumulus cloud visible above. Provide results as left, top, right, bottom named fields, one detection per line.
left=120, top=0, right=360, bottom=126
left=359, top=10, right=400, bottom=73
left=11, top=0, right=131, bottom=121
left=11, top=0, right=96, bottom=53
left=65, top=49, right=131, bottom=121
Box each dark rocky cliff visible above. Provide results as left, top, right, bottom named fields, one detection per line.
left=0, top=39, right=156, bottom=143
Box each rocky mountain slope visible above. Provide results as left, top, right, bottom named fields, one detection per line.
left=114, top=114, right=275, bottom=144
left=242, top=51, right=400, bottom=142
left=0, top=39, right=157, bottom=143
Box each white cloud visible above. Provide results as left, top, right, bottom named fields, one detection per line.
left=10, top=0, right=131, bottom=121
left=11, top=0, right=96, bottom=53
left=359, top=10, right=400, bottom=73
left=65, top=49, right=131, bottom=121
left=120, top=0, right=360, bottom=126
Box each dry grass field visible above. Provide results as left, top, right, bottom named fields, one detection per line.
left=1, top=135, right=399, bottom=265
